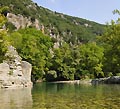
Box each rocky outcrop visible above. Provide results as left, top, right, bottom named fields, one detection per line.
left=0, top=46, right=32, bottom=88
left=91, top=76, right=120, bottom=84
left=7, top=13, right=40, bottom=30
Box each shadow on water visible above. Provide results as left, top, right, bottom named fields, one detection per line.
left=0, top=87, right=32, bottom=109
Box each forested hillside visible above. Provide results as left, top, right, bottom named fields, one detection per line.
left=1, top=0, right=120, bottom=82
left=0, top=0, right=104, bottom=44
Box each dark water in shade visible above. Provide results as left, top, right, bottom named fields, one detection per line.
left=0, top=83, right=120, bottom=109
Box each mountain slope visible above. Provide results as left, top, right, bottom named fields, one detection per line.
left=0, top=0, right=105, bottom=44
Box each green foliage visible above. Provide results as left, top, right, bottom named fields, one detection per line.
left=2, top=1, right=120, bottom=82
left=0, top=10, right=7, bottom=27
left=0, top=7, right=9, bottom=63
left=0, top=29, right=8, bottom=62
left=99, top=13, right=120, bottom=76
left=5, top=22, right=16, bottom=32
left=45, top=70, right=57, bottom=81
left=47, top=42, right=104, bottom=81
left=76, top=42, right=104, bottom=79
left=116, top=73, right=120, bottom=76
left=49, top=43, right=75, bottom=80
left=8, top=28, right=53, bottom=81
left=0, top=0, right=104, bottom=44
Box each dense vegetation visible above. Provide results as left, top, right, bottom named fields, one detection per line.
left=0, top=4, right=120, bottom=82
left=0, top=0, right=104, bottom=44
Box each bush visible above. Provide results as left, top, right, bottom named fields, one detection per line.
left=45, top=70, right=57, bottom=81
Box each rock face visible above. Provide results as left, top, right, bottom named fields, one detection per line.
left=0, top=46, right=32, bottom=88
left=7, top=13, right=40, bottom=30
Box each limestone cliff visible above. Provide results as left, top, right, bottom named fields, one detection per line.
left=7, top=13, right=40, bottom=30
left=0, top=46, right=32, bottom=88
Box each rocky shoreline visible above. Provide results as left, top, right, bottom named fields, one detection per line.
left=91, top=76, right=120, bottom=84
left=50, top=76, right=120, bottom=85
left=51, top=80, right=92, bottom=85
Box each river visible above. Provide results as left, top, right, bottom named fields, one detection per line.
left=0, top=82, right=120, bottom=109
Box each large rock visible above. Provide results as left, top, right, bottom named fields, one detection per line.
left=22, top=61, right=32, bottom=83
left=0, top=46, right=32, bottom=88
left=7, top=13, right=40, bottom=30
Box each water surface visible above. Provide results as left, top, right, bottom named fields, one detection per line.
left=0, top=87, right=32, bottom=109
left=32, top=83, right=120, bottom=109
left=0, top=83, right=120, bottom=109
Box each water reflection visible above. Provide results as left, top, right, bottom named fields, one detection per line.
left=0, top=87, right=32, bottom=109
left=0, top=83, right=120, bottom=109
left=32, top=83, right=120, bottom=109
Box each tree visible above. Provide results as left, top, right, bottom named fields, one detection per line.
left=9, top=28, right=53, bottom=81
left=50, top=43, right=75, bottom=81
left=99, top=11, right=120, bottom=76
left=78, top=42, right=104, bottom=79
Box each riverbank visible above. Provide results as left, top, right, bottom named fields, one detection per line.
left=51, top=80, right=92, bottom=85
left=92, top=76, right=120, bottom=84
left=36, top=76, right=120, bottom=86
left=44, top=76, right=120, bottom=85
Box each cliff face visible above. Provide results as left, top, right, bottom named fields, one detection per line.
left=7, top=13, right=40, bottom=30
left=0, top=46, right=32, bottom=88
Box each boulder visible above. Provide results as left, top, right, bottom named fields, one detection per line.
left=0, top=46, right=32, bottom=88
left=22, top=61, right=32, bottom=83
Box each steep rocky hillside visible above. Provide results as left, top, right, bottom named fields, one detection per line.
left=0, top=0, right=105, bottom=45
